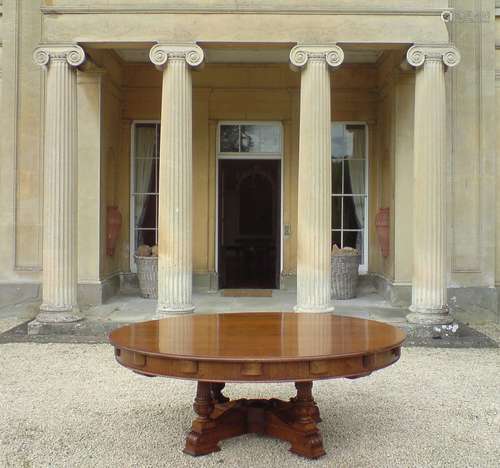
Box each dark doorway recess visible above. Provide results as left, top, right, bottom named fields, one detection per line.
left=218, top=159, right=281, bottom=289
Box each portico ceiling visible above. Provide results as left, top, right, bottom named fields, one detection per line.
left=114, top=46, right=383, bottom=64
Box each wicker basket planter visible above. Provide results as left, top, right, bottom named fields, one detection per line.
left=331, top=253, right=361, bottom=300
left=134, top=255, right=158, bottom=299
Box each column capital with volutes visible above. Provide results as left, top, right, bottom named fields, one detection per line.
left=33, top=43, right=86, bottom=69
left=289, top=44, right=344, bottom=71
left=406, top=43, right=461, bottom=69
left=149, top=43, right=204, bottom=71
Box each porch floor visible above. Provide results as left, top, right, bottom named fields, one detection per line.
left=83, top=289, right=408, bottom=324
left=1, top=289, right=498, bottom=348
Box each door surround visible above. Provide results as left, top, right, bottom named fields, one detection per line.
left=215, top=121, right=284, bottom=288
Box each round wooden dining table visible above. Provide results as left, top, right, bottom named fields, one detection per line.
left=109, top=312, right=405, bottom=459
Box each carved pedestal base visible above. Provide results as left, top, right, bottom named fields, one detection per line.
left=184, top=381, right=325, bottom=459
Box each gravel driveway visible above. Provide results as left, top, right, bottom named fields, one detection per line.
left=0, top=343, right=498, bottom=467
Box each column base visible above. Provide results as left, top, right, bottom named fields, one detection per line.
left=293, top=304, right=335, bottom=313
left=36, top=306, right=82, bottom=324
left=156, top=304, right=195, bottom=317
left=28, top=306, right=83, bottom=335
left=407, top=307, right=453, bottom=325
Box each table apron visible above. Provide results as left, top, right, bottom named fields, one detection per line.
left=114, top=347, right=401, bottom=382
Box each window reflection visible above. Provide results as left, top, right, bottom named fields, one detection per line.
left=220, top=125, right=240, bottom=152
left=220, top=124, right=281, bottom=154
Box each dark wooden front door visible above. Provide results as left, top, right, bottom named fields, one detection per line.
left=218, top=159, right=281, bottom=289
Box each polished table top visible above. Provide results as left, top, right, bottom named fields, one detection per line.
left=110, top=312, right=406, bottom=458
left=109, top=312, right=406, bottom=362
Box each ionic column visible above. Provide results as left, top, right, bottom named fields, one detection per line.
left=406, top=44, right=460, bottom=325
left=290, top=45, right=344, bottom=313
left=149, top=44, right=204, bottom=315
left=33, top=44, right=85, bottom=323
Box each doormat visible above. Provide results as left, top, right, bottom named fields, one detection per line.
left=222, top=289, right=273, bottom=298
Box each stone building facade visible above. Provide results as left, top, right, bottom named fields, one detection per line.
left=0, top=1, right=498, bottom=324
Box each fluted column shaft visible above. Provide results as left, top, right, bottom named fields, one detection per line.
left=33, top=45, right=85, bottom=323
left=150, top=44, right=204, bottom=315
left=406, top=44, right=461, bottom=325
left=158, top=58, right=193, bottom=313
left=290, top=45, right=344, bottom=312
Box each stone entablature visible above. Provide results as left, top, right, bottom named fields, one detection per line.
left=39, top=2, right=454, bottom=16
left=38, top=6, right=449, bottom=44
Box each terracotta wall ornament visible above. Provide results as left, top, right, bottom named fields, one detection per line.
left=375, top=207, right=390, bottom=257
left=106, top=206, right=122, bottom=256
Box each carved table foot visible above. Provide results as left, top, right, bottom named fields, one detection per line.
left=286, top=382, right=325, bottom=458
left=183, top=381, right=219, bottom=456
left=183, top=381, right=326, bottom=459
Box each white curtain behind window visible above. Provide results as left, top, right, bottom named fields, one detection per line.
left=347, top=127, right=365, bottom=228
left=135, top=126, right=156, bottom=228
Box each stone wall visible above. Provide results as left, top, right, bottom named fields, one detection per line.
left=0, top=1, right=497, bottom=320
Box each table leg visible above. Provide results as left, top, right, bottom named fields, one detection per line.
left=183, top=381, right=220, bottom=456
left=211, top=382, right=229, bottom=403
left=183, top=381, right=325, bottom=459
left=290, top=383, right=321, bottom=422
left=288, top=382, right=325, bottom=458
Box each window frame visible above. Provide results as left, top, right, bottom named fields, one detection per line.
left=130, top=120, right=161, bottom=272
left=331, top=121, right=369, bottom=273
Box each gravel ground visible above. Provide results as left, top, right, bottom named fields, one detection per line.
left=0, top=344, right=499, bottom=468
